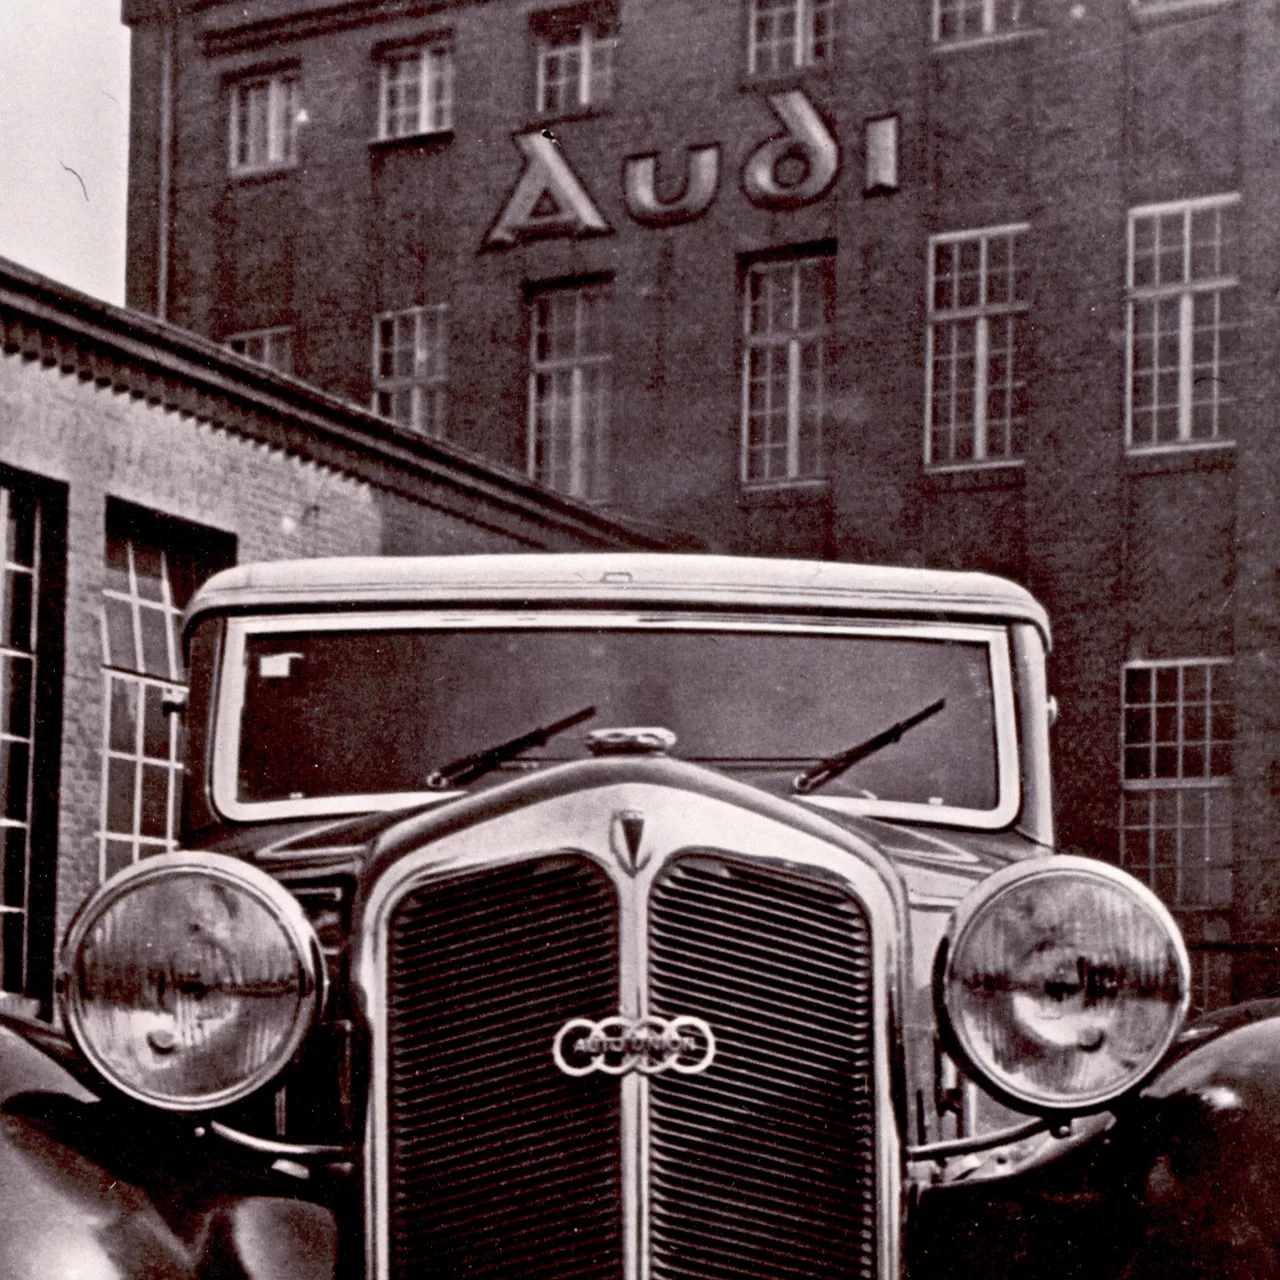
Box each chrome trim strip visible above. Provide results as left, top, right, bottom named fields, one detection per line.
left=215, top=610, right=1020, bottom=831
left=356, top=781, right=905, bottom=1280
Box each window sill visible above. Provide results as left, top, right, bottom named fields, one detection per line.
left=930, top=27, right=1046, bottom=56
left=228, top=163, right=296, bottom=185
left=369, top=129, right=455, bottom=155
left=739, top=62, right=831, bottom=95
left=527, top=103, right=612, bottom=128
left=1125, top=441, right=1235, bottom=476
left=921, top=460, right=1026, bottom=492
left=739, top=477, right=831, bottom=504
left=1130, top=0, right=1236, bottom=26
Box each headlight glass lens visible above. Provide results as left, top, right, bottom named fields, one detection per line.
left=64, top=856, right=321, bottom=1111
left=944, top=858, right=1189, bottom=1110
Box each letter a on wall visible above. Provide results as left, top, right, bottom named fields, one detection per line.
left=743, top=90, right=839, bottom=210
left=483, top=132, right=612, bottom=249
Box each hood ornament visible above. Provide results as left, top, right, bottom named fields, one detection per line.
left=586, top=726, right=677, bottom=757
left=552, top=1015, right=717, bottom=1077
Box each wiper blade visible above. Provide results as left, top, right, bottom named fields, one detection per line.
left=792, top=698, right=946, bottom=796
left=426, top=705, right=597, bottom=791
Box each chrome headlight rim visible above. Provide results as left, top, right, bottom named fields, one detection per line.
left=940, top=855, right=1191, bottom=1113
left=59, top=851, right=326, bottom=1113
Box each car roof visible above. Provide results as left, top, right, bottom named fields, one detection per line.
left=185, top=553, right=1051, bottom=645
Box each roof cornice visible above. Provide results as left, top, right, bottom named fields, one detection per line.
left=0, top=256, right=675, bottom=551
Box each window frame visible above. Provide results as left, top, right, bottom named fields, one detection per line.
left=228, top=71, right=300, bottom=176
left=931, top=0, right=1024, bottom=44
left=526, top=281, right=612, bottom=501
left=924, top=223, right=1030, bottom=471
left=1119, top=656, right=1234, bottom=913
left=534, top=22, right=617, bottom=115
left=746, top=0, right=835, bottom=76
left=376, top=40, right=455, bottom=141
left=224, top=326, right=294, bottom=374
left=739, top=254, right=834, bottom=488
left=372, top=305, right=449, bottom=439
left=1125, top=192, right=1241, bottom=455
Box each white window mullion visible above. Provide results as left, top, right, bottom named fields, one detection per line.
left=1177, top=290, right=1194, bottom=441
left=786, top=339, right=802, bottom=476
left=570, top=365, right=586, bottom=497
left=973, top=316, right=991, bottom=460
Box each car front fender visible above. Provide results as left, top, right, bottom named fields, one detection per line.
left=0, top=1024, right=337, bottom=1280
left=1123, top=1014, right=1280, bottom=1280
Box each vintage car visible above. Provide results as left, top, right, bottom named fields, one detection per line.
left=1, top=553, right=1276, bottom=1280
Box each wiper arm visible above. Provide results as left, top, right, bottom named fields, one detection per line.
left=792, top=698, right=946, bottom=796
left=426, top=705, right=597, bottom=791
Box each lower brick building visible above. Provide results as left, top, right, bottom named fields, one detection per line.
left=0, top=257, right=664, bottom=1011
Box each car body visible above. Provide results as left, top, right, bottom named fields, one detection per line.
left=2, top=553, right=1278, bottom=1279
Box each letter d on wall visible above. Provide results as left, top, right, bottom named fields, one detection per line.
left=743, top=90, right=839, bottom=210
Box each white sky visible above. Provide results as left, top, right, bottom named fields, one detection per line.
left=0, top=3, right=131, bottom=304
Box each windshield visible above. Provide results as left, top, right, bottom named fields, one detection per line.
left=219, top=617, right=1014, bottom=822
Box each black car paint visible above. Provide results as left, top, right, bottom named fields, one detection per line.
left=6, top=756, right=1279, bottom=1279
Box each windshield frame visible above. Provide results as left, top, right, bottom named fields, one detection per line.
left=210, top=610, right=1021, bottom=829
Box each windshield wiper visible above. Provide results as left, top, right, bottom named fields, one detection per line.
left=426, top=705, right=597, bottom=791
left=792, top=698, right=947, bottom=796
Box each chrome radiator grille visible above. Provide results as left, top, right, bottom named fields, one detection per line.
left=384, top=856, right=623, bottom=1280
left=648, top=854, right=877, bottom=1280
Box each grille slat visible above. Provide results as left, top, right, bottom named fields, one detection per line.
left=648, top=853, right=877, bottom=1280
left=385, top=855, right=623, bottom=1280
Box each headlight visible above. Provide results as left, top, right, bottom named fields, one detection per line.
left=941, top=856, right=1189, bottom=1111
left=61, top=853, right=324, bottom=1111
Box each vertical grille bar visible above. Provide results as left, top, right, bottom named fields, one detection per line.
left=385, top=855, right=623, bottom=1280
left=648, top=853, right=877, bottom=1280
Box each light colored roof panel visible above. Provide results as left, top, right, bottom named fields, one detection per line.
left=186, top=553, right=1051, bottom=643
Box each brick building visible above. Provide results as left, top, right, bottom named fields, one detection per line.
left=120, top=0, right=1278, bottom=1008
left=0, top=256, right=661, bottom=1009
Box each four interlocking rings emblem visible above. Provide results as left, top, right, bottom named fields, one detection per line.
left=552, top=1015, right=717, bottom=1077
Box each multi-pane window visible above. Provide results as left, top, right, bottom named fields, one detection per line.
left=1, top=482, right=40, bottom=994
left=225, top=327, right=294, bottom=374
left=536, top=23, right=616, bottom=114
left=1127, top=195, right=1240, bottom=451
left=99, top=508, right=233, bottom=880
left=932, top=0, right=1022, bottom=42
left=372, top=306, right=448, bottom=439
left=748, top=0, right=834, bottom=75
left=229, top=72, right=299, bottom=174
left=528, top=284, right=611, bottom=501
left=741, top=256, right=833, bottom=485
left=378, top=43, right=455, bottom=139
left=926, top=225, right=1029, bottom=468
left=1121, top=659, right=1233, bottom=911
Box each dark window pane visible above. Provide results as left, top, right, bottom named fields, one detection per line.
left=1125, top=747, right=1151, bottom=781
left=1155, top=745, right=1179, bottom=778
left=1156, top=668, right=1179, bottom=702
left=132, top=542, right=164, bottom=602
left=108, top=677, right=138, bottom=754
left=139, top=607, right=171, bottom=679
left=103, top=597, right=136, bottom=670
left=0, top=741, right=29, bottom=823
left=104, top=532, right=131, bottom=596
left=5, top=571, right=33, bottom=652
left=1125, top=668, right=1151, bottom=705
left=1, top=655, right=33, bottom=739
left=5, top=489, right=37, bottom=568
left=1155, top=706, right=1178, bottom=743
left=1183, top=745, right=1204, bottom=778
left=0, top=913, right=23, bottom=994
left=140, top=765, right=169, bottom=839
left=143, top=684, right=170, bottom=760
left=104, top=840, right=134, bottom=880
left=1124, top=707, right=1151, bottom=746
left=105, top=758, right=136, bottom=835
left=1210, top=743, right=1232, bottom=777
left=1182, top=665, right=1205, bottom=701
left=2, top=826, right=24, bottom=909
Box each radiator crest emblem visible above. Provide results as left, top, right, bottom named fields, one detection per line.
left=552, top=1015, right=717, bottom=1077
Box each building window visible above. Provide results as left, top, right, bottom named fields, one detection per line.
left=534, top=14, right=617, bottom=114
left=229, top=72, right=299, bottom=174
left=932, top=0, right=1023, bottom=42
left=926, top=225, right=1029, bottom=468
left=1126, top=194, right=1240, bottom=452
left=372, top=306, right=448, bottom=439
left=1121, top=659, right=1233, bottom=913
left=1, top=481, right=42, bottom=994
left=378, top=43, right=454, bottom=139
left=741, top=255, right=833, bottom=485
left=528, top=282, right=611, bottom=500
left=225, top=327, right=294, bottom=374
left=748, top=0, right=834, bottom=75
left=99, top=506, right=233, bottom=880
